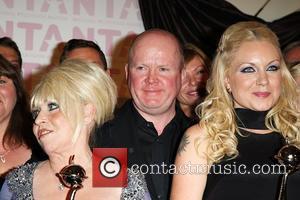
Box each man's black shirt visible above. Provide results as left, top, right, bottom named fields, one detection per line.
left=93, top=100, right=192, bottom=200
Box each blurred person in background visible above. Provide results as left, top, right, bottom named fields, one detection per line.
left=0, top=37, right=22, bottom=71
left=283, top=40, right=300, bottom=67
left=289, top=63, right=300, bottom=109
left=59, top=38, right=109, bottom=73
left=0, top=55, right=46, bottom=189
left=290, top=63, right=300, bottom=86
left=177, top=43, right=210, bottom=122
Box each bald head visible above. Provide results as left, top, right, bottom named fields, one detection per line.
left=128, top=29, right=184, bottom=68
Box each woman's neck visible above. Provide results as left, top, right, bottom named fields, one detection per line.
left=239, top=127, right=273, bottom=134
left=180, top=103, right=192, bottom=117
left=0, top=118, right=12, bottom=150
left=235, top=108, right=270, bottom=132
left=47, top=146, right=92, bottom=173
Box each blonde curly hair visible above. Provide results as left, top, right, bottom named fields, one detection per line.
left=195, top=21, right=300, bottom=163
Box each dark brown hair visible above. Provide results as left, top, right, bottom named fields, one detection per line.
left=0, top=37, right=22, bottom=70
left=0, top=55, right=42, bottom=155
left=60, top=39, right=107, bottom=70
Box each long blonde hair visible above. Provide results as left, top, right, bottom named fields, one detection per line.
left=195, top=21, right=300, bottom=163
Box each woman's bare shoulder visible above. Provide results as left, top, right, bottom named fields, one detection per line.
left=177, top=124, right=209, bottom=159
left=184, top=124, right=209, bottom=145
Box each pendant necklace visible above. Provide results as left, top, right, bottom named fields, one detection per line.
left=58, top=183, right=65, bottom=191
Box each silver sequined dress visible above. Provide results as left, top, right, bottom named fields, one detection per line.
left=5, top=162, right=151, bottom=200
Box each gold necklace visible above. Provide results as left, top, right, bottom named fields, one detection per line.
left=0, top=150, right=10, bottom=163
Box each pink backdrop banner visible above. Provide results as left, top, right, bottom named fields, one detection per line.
left=0, top=0, right=144, bottom=97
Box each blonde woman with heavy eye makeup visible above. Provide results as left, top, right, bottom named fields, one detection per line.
left=0, top=60, right=150, bottom=200
left=171, top=21, right=300, bottom=200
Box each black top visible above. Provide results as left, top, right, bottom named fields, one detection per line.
left=235, top=108, right=268, bottom=130
left=94, top=100, right=192, bottom=200
left=203, top=108, right=300, bottom=200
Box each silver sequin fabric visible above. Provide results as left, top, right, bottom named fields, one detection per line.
left=6, top=162, right=150, bottom=200
left=7, top=162, right=38, bottom=200
left=121, top=168, right=150, bottom=200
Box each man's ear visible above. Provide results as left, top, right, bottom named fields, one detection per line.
left=125, top=64, right=129, bottom=81
left=83, top=103, right=96, bottom=124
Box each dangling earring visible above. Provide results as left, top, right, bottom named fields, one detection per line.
left=226, top=86, right=231, bottom=93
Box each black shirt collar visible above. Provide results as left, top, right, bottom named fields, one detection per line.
left=128, top=99, right=191, bottom=136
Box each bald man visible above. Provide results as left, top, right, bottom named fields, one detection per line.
left=94, top=29, right=192, bottom=199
